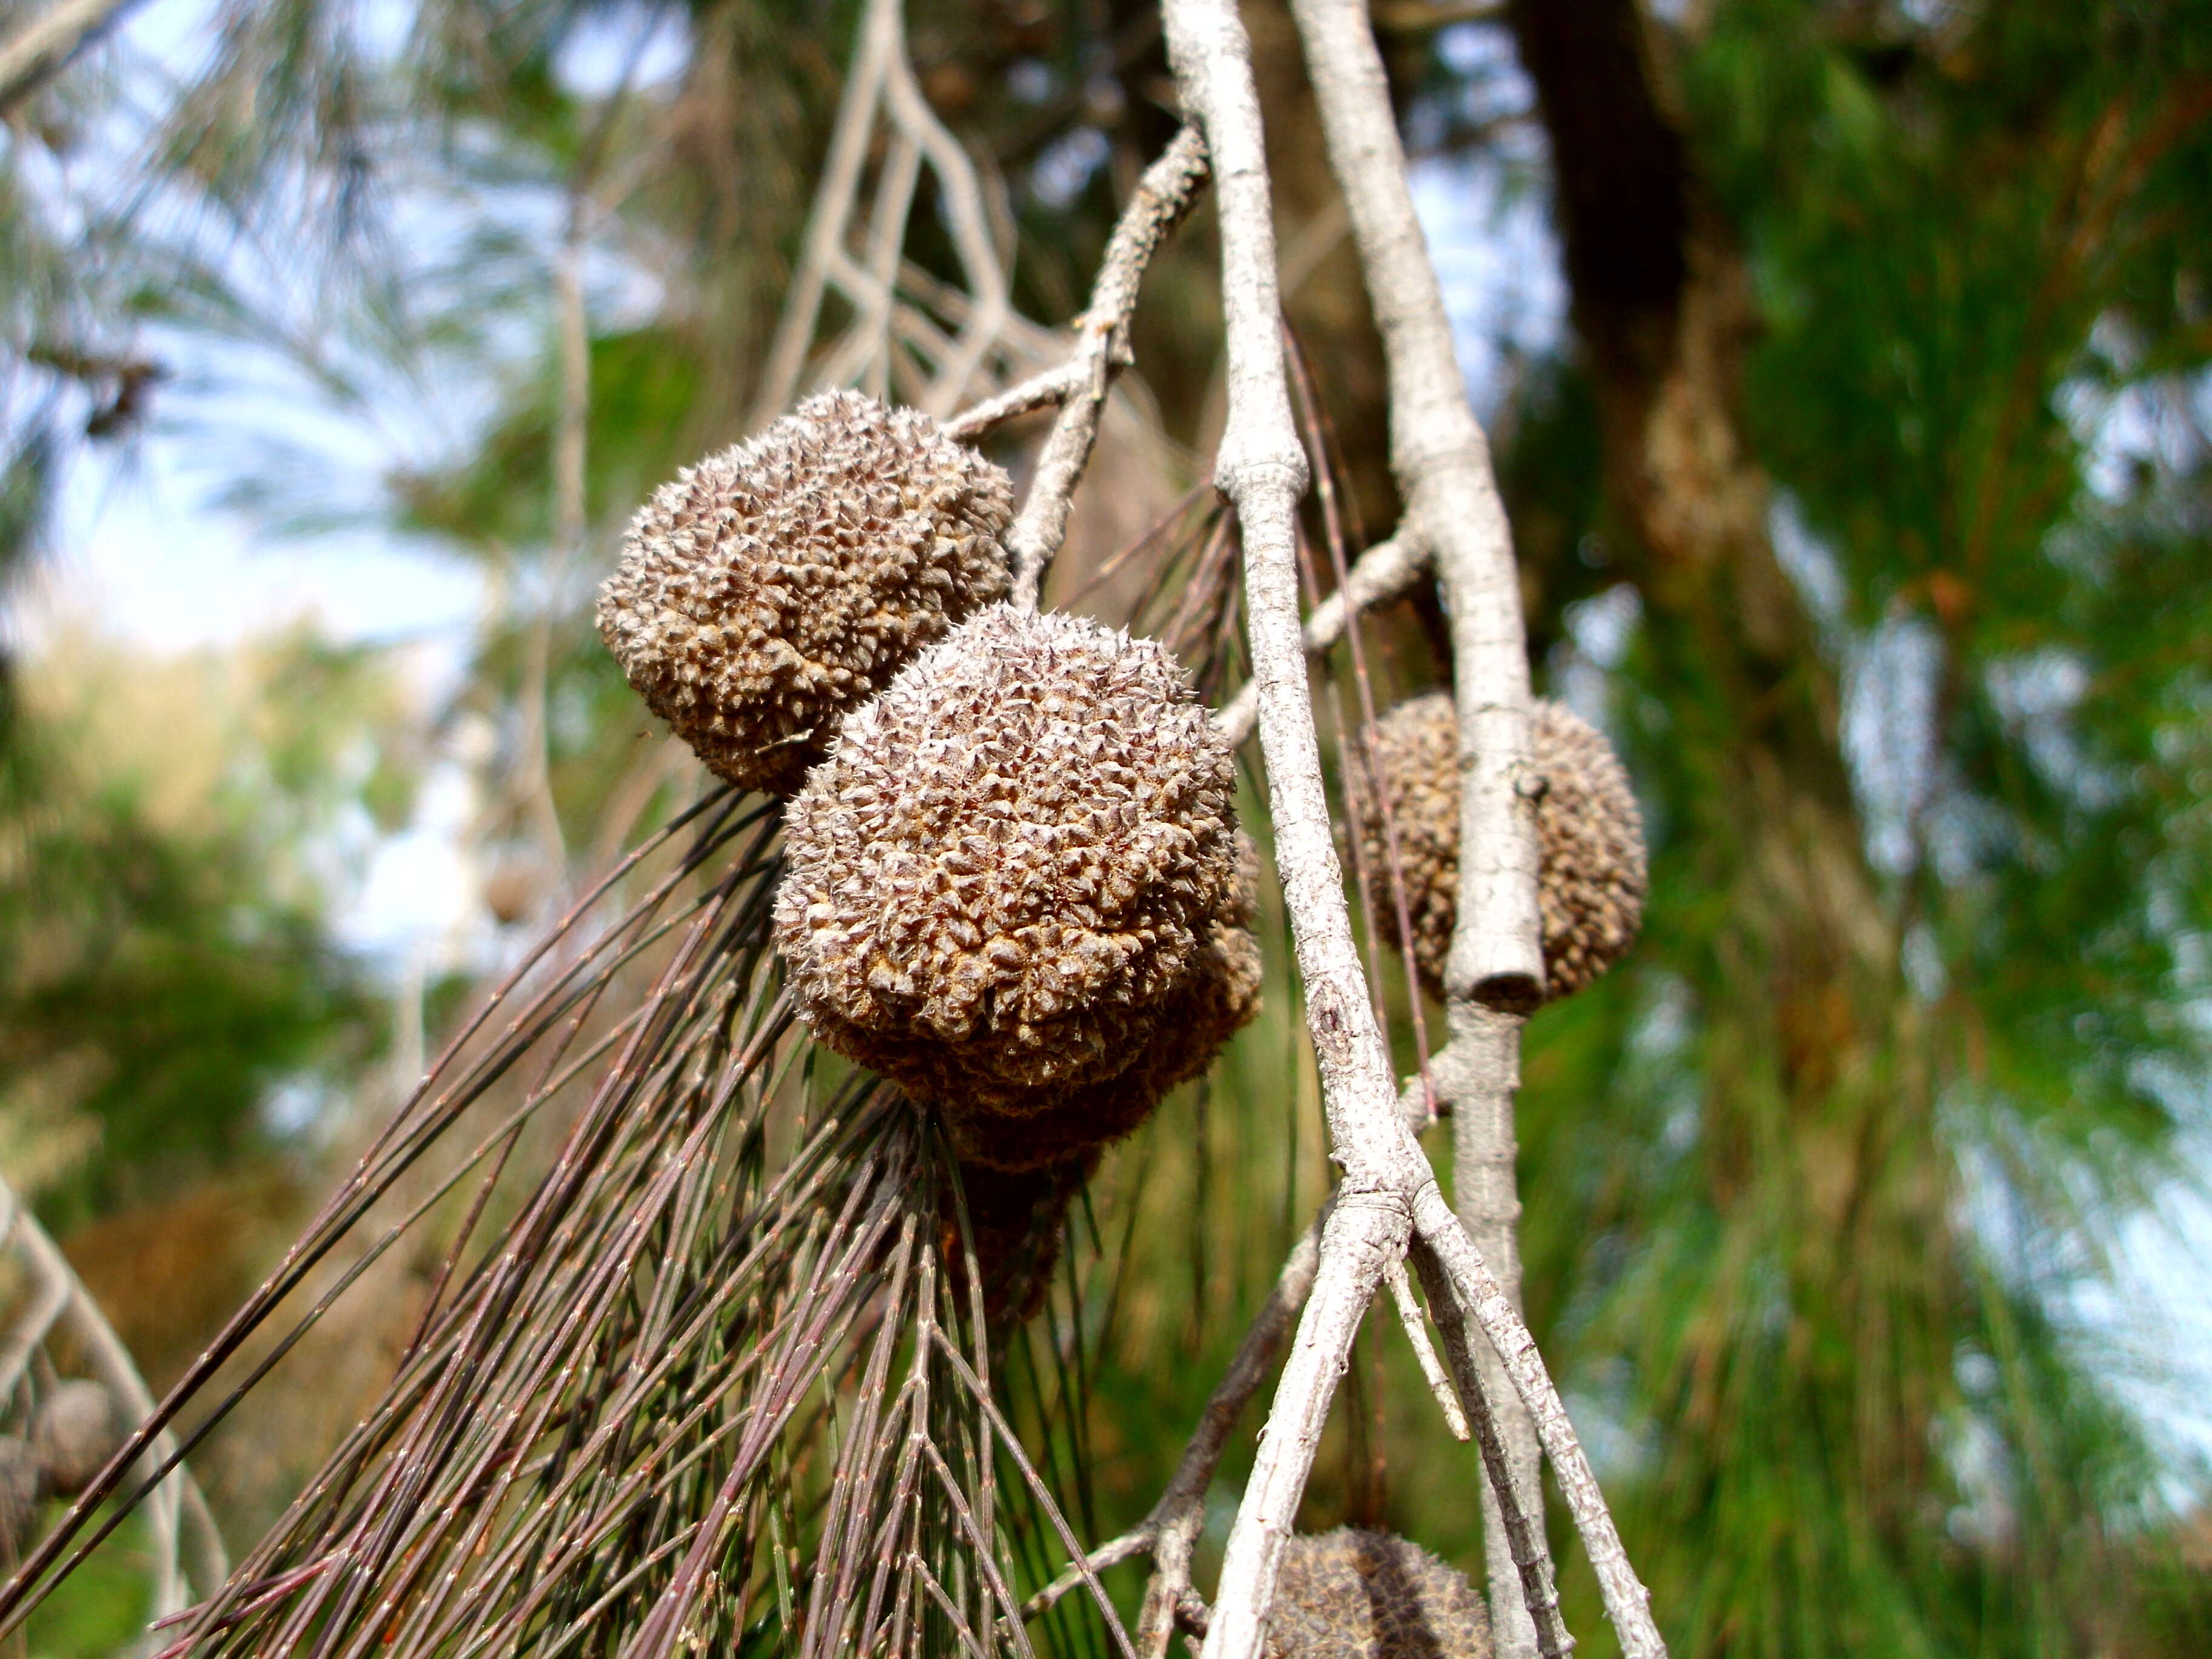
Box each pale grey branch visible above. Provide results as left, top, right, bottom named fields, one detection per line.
left=1413, top=1187, right=1665, bottom=1658
left=753, top=0, right=1015, bottom=425
left=1386, top=1257, right=1467, bottom=1441
left=1283, top=1, right=1566, bottom=1651
left=1408, top=1236, right=1572, bottom=1659
left=0, top=1176, right=229, bottom=1622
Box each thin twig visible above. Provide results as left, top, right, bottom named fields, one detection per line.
left=1211, top=532, right=1427, bottom=748
left=752, top=0, right=1014, bottom=425
left=1412, top=1188, right=1661, bottom=1656
left=941, top=360, right=1090, bottom=443
left=1406, top=1239, right=1569, bottom=1658
left=984, top=126, right=1209, bottom=609
left=1384, top=1259, right=1466, bottom=1441
left=0, top=1177, right=226, bottom=1620
left=1021, top=1208, right=1324, bottom=1652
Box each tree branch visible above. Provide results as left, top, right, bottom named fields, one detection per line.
left=1212, top=531, right=1429, bottom=749
left=1159, top=5, right=1444, bottom=1656
left=0, top=1176, right=227, bottom=1621
left=1412, top=1185, right=1662, bottom=1658
left=752, top=0, right=1014, bottom=425
left=1165, top=2, right=1667, bottom=1655
left=1406, top=1236, right=1570, bottom=1658
left=1281, top=2, right=1561, bottom=1650
left=988, top=126, right=1210, bottom=611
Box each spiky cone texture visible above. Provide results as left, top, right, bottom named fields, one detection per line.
left=597, top=389, right=1015, bottom=795
left=945, top=836, right=1262, bottom=1173
left=777, top=605, right=1252, bottom=1145
left=1265, top=1529, right=1493, bottom=1659
left=30, top=1381, right=122, bottom=1499
left=1356, top=694, right=1646, bottom=1002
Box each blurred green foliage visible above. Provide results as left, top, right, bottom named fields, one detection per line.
left=0, top=627, right=404, bottom=1225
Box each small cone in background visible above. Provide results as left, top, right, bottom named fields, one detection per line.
left=0, top=1436, right=41, bottom=1558
left=1356, top=694, right=1646, bottom=1003
left=31, top=1380, right=124, bottom=1499
left=598, top=389, right=1014, bottom=795
left=1265, top=1528, right=1493, bottom=1659
left=777, top=605, right=1255, bottom=1160
left=481, top=851, right=554, bottom=928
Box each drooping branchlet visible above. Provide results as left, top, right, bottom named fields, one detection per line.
left=597, top=390, right=1015, bottom=794
left=1356, top=694, right=1646, bottom=1002
left=775, top=605, right=1256, bottom=1156
left=1265, top=1528, right=1493, bottom=1659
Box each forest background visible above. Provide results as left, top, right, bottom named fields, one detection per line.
left=2, top=0, right=2211, bottom=1653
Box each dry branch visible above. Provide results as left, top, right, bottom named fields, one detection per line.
left=1282, top=0, right=1559, bottom=1647
left=1211, top=532, right=1428, bottom=749
left=755, top=0, right=1014, bottom=424
left=995, top=126, right=1210, bottom=610
left=0, top=1176, right=227, bottom=1623
left=1165, top=0, right=1667, bottom=1655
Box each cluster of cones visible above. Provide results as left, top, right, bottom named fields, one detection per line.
left=599, top=391, right=1647, bottom=1332
left=600, top=392, right=1259, bottom=1320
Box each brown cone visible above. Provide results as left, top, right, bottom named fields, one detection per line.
left=1265, top=1528, right=1493, bottom=1659
left=597, top=389, right=1013, bottom=794
left=30, top=1380, right=123, bottom=1498
left=776, top=606, right=1247, bottom=1118
left=1356, top=694, right=1646, bottom=1002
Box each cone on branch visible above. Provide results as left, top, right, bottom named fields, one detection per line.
left=597, top=389, right=1016, bottom=795
left=776, top=605, right=1259, bottom=1170
left=1265, top=1528, right=1493, bottom=1659
left=1356, top=693, right=1646, bottom=1002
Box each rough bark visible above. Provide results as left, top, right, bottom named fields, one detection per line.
left=1280, top=5, right=1554, bottom=1651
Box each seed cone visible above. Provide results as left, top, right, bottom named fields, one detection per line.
left=1266, top=1529, right=1493, bottom=1659
left=30, top=1380, right=122, bottom=1498
left=597, top=389, right=1014, bottom=794
left=1356, top=694, right=1645, bottom=1002
left=945, top=840, right=1262, bottom=1173
left=777, top=605, right=1247, bottom=1123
